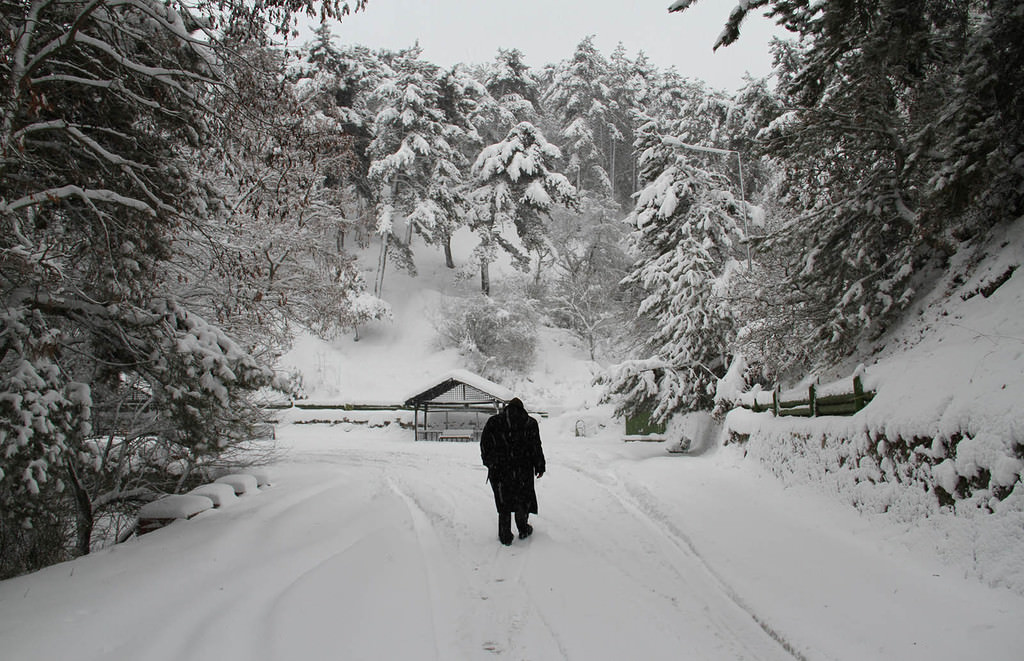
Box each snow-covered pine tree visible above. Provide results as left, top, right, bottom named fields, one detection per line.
left=604, top=44, right=655, bottom=206
left=607, top=118, right=748, bottom=420
left=674, top=0, right=1024, bottom=361
left=418, top=65, right=486, bottom=269
left=542, top=36, right=614, bottom=197
left=295, top=31, right=384, bottom=238
left=927, top=0, right=1024, bottom=235
left=468, top=122, right=577, bottom=295
left=367, top=48, right=475, bottom=293
left=480, top=49, right=540, bottom=138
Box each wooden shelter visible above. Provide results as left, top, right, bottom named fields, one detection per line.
left=404, top=370, right=515, bottom=441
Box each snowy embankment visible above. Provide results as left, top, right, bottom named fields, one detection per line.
left=725, top=218, right=1024, bottom=594
left=2, top=426, right=1022, bottom=661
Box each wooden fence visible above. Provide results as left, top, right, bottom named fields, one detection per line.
left=744, top=375, right=874, bottom=418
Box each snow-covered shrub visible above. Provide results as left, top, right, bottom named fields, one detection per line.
left=213, top=474, right=259, bottom=495
left=0, top=308, right=93, bottom=577
left=188, top=483, right=238, bottom=508
left=434, top=295, right=538, bottom=377
left=339, top=291, right=393, bottom=341
left=725, top=408, right=1024, bottom=590
left=726, top=410, right=1024, bottom=517
left=713, top=354, right=749, bottom=417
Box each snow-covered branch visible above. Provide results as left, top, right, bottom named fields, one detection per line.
left=1, top=185, right=157, bottom=216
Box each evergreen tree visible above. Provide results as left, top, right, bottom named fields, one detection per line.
left=474, top=48, right=540, bottom=144
left=367, top=48, right=469, bottom=293
left=543, top=36, right=614, bottom=196
left=606, top=118, right=748, bottom=419
left=674, top=0, right=1024, bottom=361
left=294, top=36, right=385, bottom=246
left=468, top=122, right=577, bottom=295
left=604, top=45, right=655, bottom=205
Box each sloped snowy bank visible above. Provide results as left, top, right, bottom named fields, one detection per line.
left=724, top=218, right=1024, bottom=594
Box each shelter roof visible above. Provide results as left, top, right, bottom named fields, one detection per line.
left=403, top=369, right=515, bottom=408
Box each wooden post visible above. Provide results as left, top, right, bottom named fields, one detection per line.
left=853, top=375, right=865, bottom=411
left=772, top=385, right=780, bottom=417
left=413, top=406, right=419, bottom=441
left=809, top=383, right=817, bottom=417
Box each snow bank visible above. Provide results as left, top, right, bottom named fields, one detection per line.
left=214, top=474, right=259, bottom=495
left=188, top=483, right=238, bottom=508
left=138, top=494, right=213, bottom=520
left=722, top=218, right=1024, bottom=593
left=251, top=470, right=272, bottom=487
left=725, top=409, right=1024, bottom=594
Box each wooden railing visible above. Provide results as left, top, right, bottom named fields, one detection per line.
left=743, top=375, right=875, bottom=417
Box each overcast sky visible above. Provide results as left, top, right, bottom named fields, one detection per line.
left=287, top=1, right=788, bottom=92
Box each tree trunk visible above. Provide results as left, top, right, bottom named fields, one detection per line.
left=66, top=457, right=93, bottom=557
left=374, top=234, right=390, bottom=297
left=480, top=259, right=490, bottom=296
left=610, top=140, right=617, bottom=203
left=443, top=235, right=454, bottom=269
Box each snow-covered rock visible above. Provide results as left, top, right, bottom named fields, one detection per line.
left=214, top=474, right=259, bottom=495
left=138, top=494, right=213, bottom=520
left=188, top=483, right=238, bottom=508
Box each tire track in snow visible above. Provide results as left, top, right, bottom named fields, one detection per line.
left=386, top=469, right=570, bottom=660
left=386, top=475, right=462, bottom=660
left=559, top=458, right=811, bottom=661
left=117, top=477, right=391, bottom=661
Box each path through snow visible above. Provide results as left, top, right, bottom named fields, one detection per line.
left=1, top=425, right=1022, bottom=661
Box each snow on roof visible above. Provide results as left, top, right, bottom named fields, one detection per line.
left=404, top=369, right=516, bottom=406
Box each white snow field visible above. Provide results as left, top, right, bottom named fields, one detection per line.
left=0, top=425, right=1022, bottom=661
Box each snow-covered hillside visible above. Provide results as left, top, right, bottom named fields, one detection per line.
left=726, top=218, right=1024, bottom=594
left=278, top=226, right=604, bottom=413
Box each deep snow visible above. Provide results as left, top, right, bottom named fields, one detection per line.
left=2, top=427, right=1022, bottom=661
left=2, top=224, right=1023, bottom=660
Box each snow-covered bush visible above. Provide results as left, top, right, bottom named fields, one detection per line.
left=727, top=411, right=1023, bottom=514
left=0, top=310, right=93, bottom=576
left=434, top=295, right=538, bottom=377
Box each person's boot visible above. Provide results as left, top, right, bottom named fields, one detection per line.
left=498, top=512, right=513, bottom=545
left=515, top=512, right=533, bottom=539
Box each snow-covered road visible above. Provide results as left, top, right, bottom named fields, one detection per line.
left=2, top=425, right=1022, bottom=661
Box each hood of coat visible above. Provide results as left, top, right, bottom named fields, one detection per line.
left=504, top=397, right=529, bottom=426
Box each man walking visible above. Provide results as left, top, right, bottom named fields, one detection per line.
left=480, top=397, right=545, bottom=545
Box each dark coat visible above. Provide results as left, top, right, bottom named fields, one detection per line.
left=480, top=399, right=545, bottom=514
